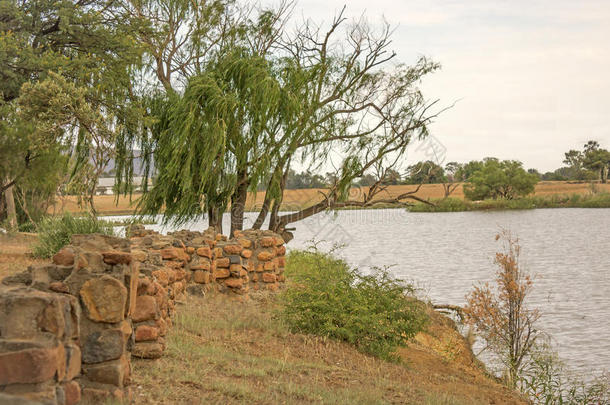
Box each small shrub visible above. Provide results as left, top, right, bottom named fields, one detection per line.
left=278, top=250, right=428, bottom=361
left=32, top=213, right=115, bottom=258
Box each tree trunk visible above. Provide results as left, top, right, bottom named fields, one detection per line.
left=601, top=167, right=606, bottom=184
left=3, top=181, right=18, bottom=229
left=268, top=165, right=290, bottom=232
left=208, top=206, right=222, bottom=234
left=230, top=171, right=249, bottom=237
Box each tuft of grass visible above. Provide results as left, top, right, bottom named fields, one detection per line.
left=278, top=250, right=428, bottom=361
left=32, top=212, right=115, bottom=258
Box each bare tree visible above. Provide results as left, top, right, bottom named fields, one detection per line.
left=464, top=231, right=541, bottom=388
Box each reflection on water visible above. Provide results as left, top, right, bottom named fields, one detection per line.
left=109, top=208, right=610, bottom=376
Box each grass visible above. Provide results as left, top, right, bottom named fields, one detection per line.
left=131, top=292, right=526, bottom=405
left=32, top=212, right=115, bottom=258
left=409, top=193, right=610, bottom=212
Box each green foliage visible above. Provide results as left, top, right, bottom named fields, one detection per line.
left=278, top=250, right=428, bottom=361
left=519, top=342, right=610, bottom=404
left=405, top=161, right=446, bottom=184
left=463, top=159, right=538, bottom=200
left=32, top=213, right=114, bottom=258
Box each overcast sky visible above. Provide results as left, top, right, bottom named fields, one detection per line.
left=281, top=0, right=610, bottom=172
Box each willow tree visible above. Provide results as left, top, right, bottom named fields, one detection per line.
left=129, top=49, right=295, bottom=235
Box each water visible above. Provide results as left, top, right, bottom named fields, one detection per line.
left=107, top=208, right=610, bottom=376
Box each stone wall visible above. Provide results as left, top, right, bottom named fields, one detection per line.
left=0, top=227, right=286, bottom=404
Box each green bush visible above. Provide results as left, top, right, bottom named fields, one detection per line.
left=278, top=250, right=428, bottom=361
left=32, top=213, right=115, bottom=258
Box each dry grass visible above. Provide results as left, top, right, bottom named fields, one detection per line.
left=132, top=293, right=526, bottom=405
left=50, top=181, right=610, bottom=216
left=0, top=233, right=43, bottom=281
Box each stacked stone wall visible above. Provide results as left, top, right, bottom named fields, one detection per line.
left=1, top=227, right=286, bottom=404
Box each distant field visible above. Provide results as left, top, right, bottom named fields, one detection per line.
left=50, top=181, right=610, bottom=216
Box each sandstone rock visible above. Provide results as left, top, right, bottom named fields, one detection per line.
left=223, top=244, right=242, bottom=255
left=186, top=246, right=195, bottom=254
left=186, top=284, right=205, bottom=297
left=102, top=251, right=132, bottom=265
left=0, top=393, right=44, bottom=405
left=135, top=325, right=159, bottom=342
left=64, top=343, right=81, bottom=380
left=277, top=256, right=286, bottom=267
left=224, top=278, right=243, bottom=288
left=262, top=273, right=277, bottom=283
left=267, top=283, right=279, bottom=292
left=131, top=250, right=148, bottom=262
left=0, top=340, right=62, bottom=385
left=274, top=236, right=285, bottom=246
left=132, top=342, right=164, bottom=359
left=53, top=248, right=75, bottom=266
left=257, top=251, right=274, bottom=261
left=190, top=260, right=211, bottom=271
left=82, top=328, right=124, bottom=364
left=63, top=380, right=81, bottom=405
left=276, top=245, right=287, bottom=256
left=213, top=268, right=230, bottom=279
left=260, top=237, right=275, bottom=247
left=49, top=281, right=69, bottom=294
left=80, top=276, right=127, bottom=323
left=237, top=238, right=252, bottom=248
left=241, top=249, right=252, bottom=259
left=196, top=246, right=212, bottom=258
left=83, top=354, right=130, bottom=387
left=193, top=270, right=210, bottom=284
left=264, top=261, right=276, bottom=271
left=132, top=295, right=159, bottom=322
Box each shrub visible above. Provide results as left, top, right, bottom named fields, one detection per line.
left=32, top=213, right=115, bottom=258
left=278, top=250, right=428, bottom=361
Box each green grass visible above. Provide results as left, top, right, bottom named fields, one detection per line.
left=408, top=193, right=610, bottom=212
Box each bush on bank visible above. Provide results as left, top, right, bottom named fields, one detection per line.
left=278, top=250, right=428, bottom=361
left=32, top=213, right=115, bottom=258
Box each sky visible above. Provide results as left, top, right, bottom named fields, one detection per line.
left=280, top=0, right=610, bottom=172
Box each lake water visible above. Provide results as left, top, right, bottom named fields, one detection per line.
left=109, top=208, right=610, bottom=377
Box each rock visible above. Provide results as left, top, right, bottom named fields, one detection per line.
left=53, top=248, right=75, bottom=266
left=237, top=238, right=252, bottom=248
left=64, top=343, right=81, bottom=380
left=186, top=284, right=205, bottom=297
left=49, top=281, right=70, bottom=294
left=102, top=251, right=132, bottom=265
left=224, top=278, right=243, bottom=288
left=276, top=245, right=286, bottom=256
left=213, top=268, right=230, bottom=279
left=277, top=256, right=286, bottom=267
left=190, top=260, right=210, bottom=271
left=241, top=249, right=252, bottom=259
left=260, top=237, right=275, bottom=247
left=0, top=340, right=63, bottom=385
left=262, top=273, right=277, bottom=283
left=82, top=328, right=124, bottom=364
left=264, top=261, right=276, bottom=271
left=196, top=246, right=212, bottom=258
left=134, top=325, right=159, bottom=342
left=192, top=270, right=210, bottom=284
left=257, top=251, right=274, bottom=261
left=83, top=355, right=130, bottom=387
left=132, top=295, right=159, bottom=322
left=80, top=276, right=127, bottom=323
left=132, top=342, right=164, bottom=359
left=216, top=257, right=230, bottom=267
left=63, top=380, right=81, bottom=405
left=223, top=244, right=242, bottom=255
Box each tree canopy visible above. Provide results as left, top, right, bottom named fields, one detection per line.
left=463, top=159, right=538, bottom=200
